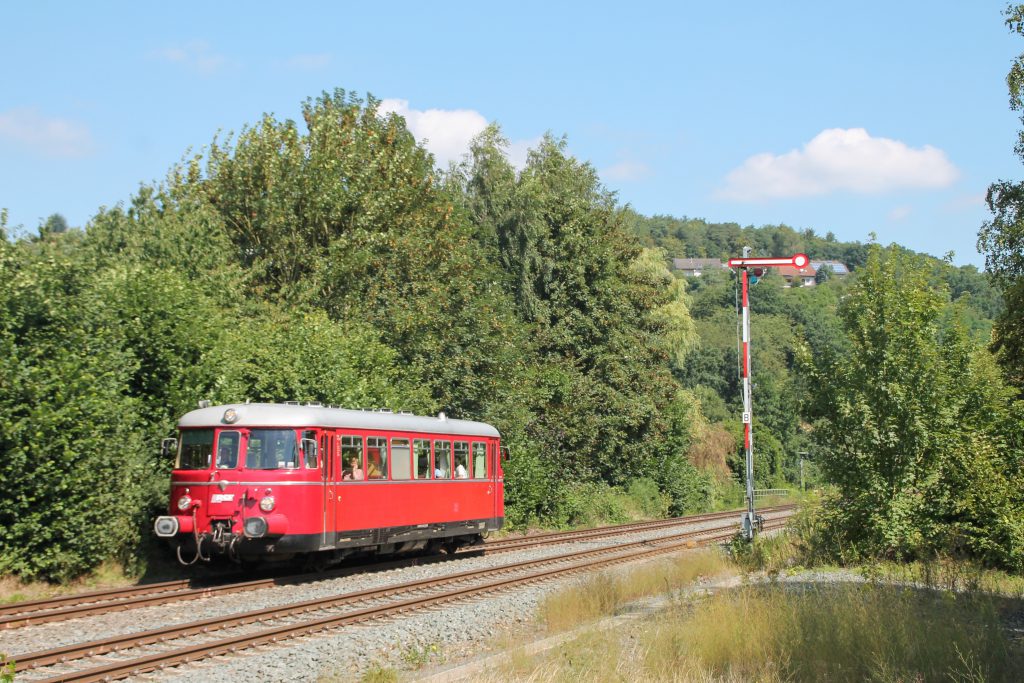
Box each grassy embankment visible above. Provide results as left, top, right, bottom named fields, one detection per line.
left=0, top=561, right=139, bottom=605
left=473, top=530, right=1024, bottom=682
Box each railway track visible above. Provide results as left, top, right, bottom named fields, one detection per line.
left=0, top=505, right=794, bottom=630
left=7, top=513, right=792, bottom=682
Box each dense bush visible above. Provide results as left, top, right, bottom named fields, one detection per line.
left=800, top=247, right=1024, bottom=568
left=0, top=237, right=155, bottom=581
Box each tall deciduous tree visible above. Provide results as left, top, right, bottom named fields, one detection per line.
left=458, top=129, right=701, bottom=488
left=800, top=246, right=1024, bottom=566
left=168, top=89, right=521, bottom=417
left=979, top=4, right=1024, bottom=388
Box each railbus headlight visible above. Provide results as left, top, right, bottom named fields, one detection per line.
left=177, top=495, right=192, bottom=511
left=259, top=495, right=275, bottom=512
left=154, top=516, right=179, bottom=537
left=244, top=517, right=268, bottom=538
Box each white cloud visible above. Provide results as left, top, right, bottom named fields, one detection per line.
left=717, top=128, right=959, bottom=201
left=888, top=205, right=912, bottom=221
left=151, top=41, right=228, bottom=75
left=0, top=107, right=94, bottom=158
left=601, top=160, right=652, bottom=182
left=506, top=136, right=542, bottom=171
left=378, top=99, right=488, bottom=168
left=285, top=53, right=331, bottom=70
left=377, top=99, right=539, bottom=171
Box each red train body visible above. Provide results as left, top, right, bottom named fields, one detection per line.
left=154, top=403, right=504, bottom=565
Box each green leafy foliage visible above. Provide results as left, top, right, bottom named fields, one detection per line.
left=206, top=309, right=431, bottom=413
left=978, top=5, right=1024, bottom=388
left=799, top=246, right=1024, bottom=567
left=0, top=236, right=154, bottom=581
left=456, top=128, right=703, bottom=497
left=174, top=90, right=521, bottom=418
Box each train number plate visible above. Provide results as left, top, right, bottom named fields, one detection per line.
left=211, top=493, right=235, bottom=503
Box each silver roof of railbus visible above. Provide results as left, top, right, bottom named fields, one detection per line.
left=177, top=403, right=501, bottom=438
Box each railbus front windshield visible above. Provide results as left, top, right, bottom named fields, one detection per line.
left=177, top=429, right=214, bottom=470
left=246, top=428, right=300, bottom=470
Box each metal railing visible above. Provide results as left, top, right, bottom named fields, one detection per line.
left=751, top=488, right=791, bottom=500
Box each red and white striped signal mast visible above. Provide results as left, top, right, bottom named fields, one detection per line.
left=727, top=249, right=810, bottom=539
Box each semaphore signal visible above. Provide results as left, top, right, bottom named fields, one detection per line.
left=727, top=253, right=809, bottom=269
left=727, top=249, right=809, bottom=539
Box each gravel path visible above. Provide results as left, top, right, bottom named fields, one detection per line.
left=1, top=512, right=786, bottom=682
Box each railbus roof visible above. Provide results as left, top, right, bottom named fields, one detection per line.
left=178, top=403, right=501, bottom=438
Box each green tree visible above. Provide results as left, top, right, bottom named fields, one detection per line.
left=800, top=246, right=1024, bottom=566
left=459, top=132, right=698, bottom=483
left=39, top=213, right=69, bottom=238
left=162, top=89, right=522, bottom=417
left=978, top=4, right=1024, bottom=388
left=207, top=309, right=432, bottom=412
left=0, top=237, right=154, bottom=581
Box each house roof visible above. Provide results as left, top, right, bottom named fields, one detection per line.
left=776, top=264, right=817, bottom=278
left=810, top=260, right=850, bottom=274
left=672, top=257, right=725, bottom=270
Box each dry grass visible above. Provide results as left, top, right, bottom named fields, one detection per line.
left=488, top=536, right=1024, bottom=683
left=537, top=550, right=734, bottom=633
left=493, top=583, right=1022, bottom=682
left=480, top=622, right=769, bottom=683
left=863, top=557, right=1024, bottom=598
left=648, top=582, right=1020, bottom=681
left=729, top=529, right=808, bottom=575
left=0, top=560, right=137, bottom=605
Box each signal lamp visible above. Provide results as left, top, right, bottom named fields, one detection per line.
left=259, top=495, right=276, bottom=512
left=177, top=495, right=192, bottom=511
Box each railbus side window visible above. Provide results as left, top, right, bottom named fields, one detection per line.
left=366, top=437, right=388, bottom=479
left=434, top=441, right=451, bottom=479
left=453, top=441, right=469, bottom=479
left=472, top=442, right=487, bottom=479
left=391, top=438, right=411, bottom=479
left=414, top=439, right=431, bottom=479
left=178, top=429, right=214, bottom=470
left=215, top=431, right=240, bottom=469
left=341, top=436, right=364, bottom=481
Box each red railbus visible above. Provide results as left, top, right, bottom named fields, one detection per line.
left=154, top=403, right=504, bottom=565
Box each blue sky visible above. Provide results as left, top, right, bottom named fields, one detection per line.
left=1, top=2, right=1021, bottom=266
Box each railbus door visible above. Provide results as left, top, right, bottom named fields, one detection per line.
left=321, top=431, right=336, bottom=548
left=492, top=439, right=501, bottom=522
